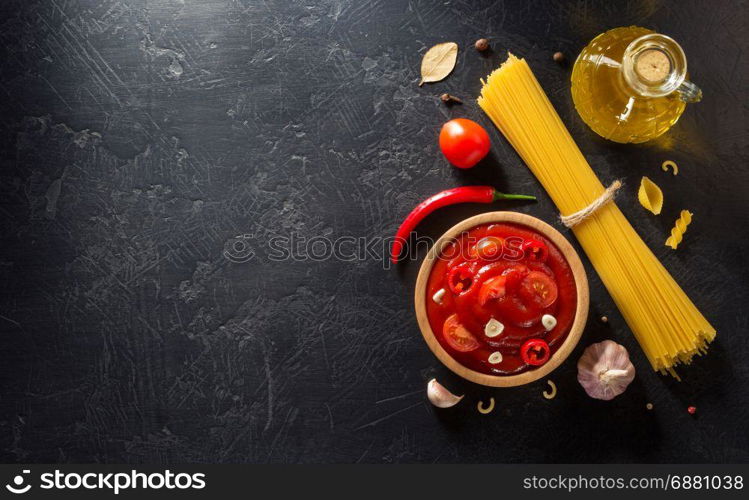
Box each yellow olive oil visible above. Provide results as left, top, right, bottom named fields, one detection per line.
left=571, top=26, right=699, bottom=144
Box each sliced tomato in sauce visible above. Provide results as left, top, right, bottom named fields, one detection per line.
left=519, top=271, right=558, bottom=309
left=442, top=313, right=480, bottom=352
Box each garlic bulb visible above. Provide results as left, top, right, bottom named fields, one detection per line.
left=577, top=340, right=635, bottom=400
left=426, top=378, right=463, bottom=408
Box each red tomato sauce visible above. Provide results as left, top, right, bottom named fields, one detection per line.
left=425, top=223, right=577, bottom=375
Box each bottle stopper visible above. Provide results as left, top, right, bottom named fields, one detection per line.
left=635, top=49, right=671, bottom=83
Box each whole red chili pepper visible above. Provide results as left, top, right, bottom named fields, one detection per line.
left=390, top=186, right=536, bottom=263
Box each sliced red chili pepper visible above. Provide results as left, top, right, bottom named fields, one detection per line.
left=448, top=263, right=474, bottom=294
left=520, top=338, right=551, bottom=366
left=390, top=187, right=536, bottom=263
left=521, top=239, right=548, bottom=262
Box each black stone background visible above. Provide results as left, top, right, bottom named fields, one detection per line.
left=0, top=0, right=747, bottom=463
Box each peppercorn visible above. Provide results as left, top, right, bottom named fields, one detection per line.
left=601, top=316, right=608, bottom=323
left=687, top=405, right=697, bottom=415
left=475, top=38, right=490, bottom=52
left=553, top=51, right=565, bottom=63
left=646, top=403, right=654, bottom=410
left=440, top=93, right=462, bottom=104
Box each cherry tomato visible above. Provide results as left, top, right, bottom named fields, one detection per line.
left=522, top=239, right=548, bottom=262
left=442, top=313, right=480, bottom=352
left=520, top=338, right=550, bottom=365
left=478, top=275, right=506, bottom=306
left=439, top=118, right=491, bottom=169
left=519, top=271, right=558, bottom=309
left=447, top=263, right=474, bottom=295
left=475, top=236, right=504, bottom=260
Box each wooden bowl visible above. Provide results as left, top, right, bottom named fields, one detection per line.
left=414, top=212, right=589, bottom=387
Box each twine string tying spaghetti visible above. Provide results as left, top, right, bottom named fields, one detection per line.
left=560, top=180, right=622, bottom=228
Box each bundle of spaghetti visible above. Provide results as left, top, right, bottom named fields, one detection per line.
left=478, top=54, right=715, bottom=377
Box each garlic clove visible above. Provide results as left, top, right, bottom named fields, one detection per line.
left=426, top=378, right=463, bottom=408
left=488, top=351, right=503, bottom=364
left=484, top=318, right=504, bottom=338
left=577, top=340, right=636, bottom=400
left=432, top=288, right=446, bottom=304
left=541, top=314, right=557, bottom=331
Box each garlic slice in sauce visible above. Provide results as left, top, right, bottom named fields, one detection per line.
left=542, top=314, right=557, bottom=331
left=432, top=288, right=446, bottom=304
left=484, top=318, right=504, bottom=338
left=488, top=351, right=503, bottom=364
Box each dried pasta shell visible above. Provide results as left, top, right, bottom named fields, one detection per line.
left=665, top=210, right=693, bottom=249
left=638, top=176, right=663, bottom=215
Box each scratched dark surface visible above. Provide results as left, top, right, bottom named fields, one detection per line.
left=0, top=0, right=747, bottom=464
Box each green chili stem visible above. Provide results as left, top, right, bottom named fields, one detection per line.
left=492, top=191, right=537, bottom=201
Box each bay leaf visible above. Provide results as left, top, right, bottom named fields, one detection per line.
left=419, top=42, right=458, bottom=86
